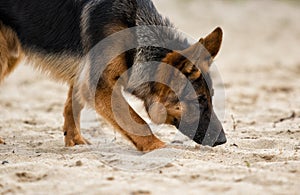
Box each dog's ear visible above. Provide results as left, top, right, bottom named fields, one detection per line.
left=180, top=27, right=223, bottom=73
left=199, top=27, right=223, bottom=58
left=159, top=28, right=223, bottom=82
left=182, top=27, right=223, bottom=60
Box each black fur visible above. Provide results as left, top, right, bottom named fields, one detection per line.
left=86, top=0, right=138, bottom=48
left=0, top=0, right=149, bottom=55
left=0, top=0, right=185, bottom=62
left=0, top=0, right=87, bottom=54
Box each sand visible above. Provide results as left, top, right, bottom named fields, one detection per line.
left=0, top=0, right=300, bottom=194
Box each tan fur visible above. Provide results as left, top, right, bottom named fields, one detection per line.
left=93, top=54, right=165, bottom=151
left=0, top=23, right=23, bottom=144
left=0, top=22, right=23, bottom=82
left=24, top=51, right=81, bottom=84
left=63, top=85, right=90, bottom=146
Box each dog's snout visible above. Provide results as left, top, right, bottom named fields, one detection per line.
left=213, top=129, right=227, bottom=146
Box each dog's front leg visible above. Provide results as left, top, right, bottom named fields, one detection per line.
left=63, top=85, right=90, bottom=146
left=94, top=85, right=165, bottom=152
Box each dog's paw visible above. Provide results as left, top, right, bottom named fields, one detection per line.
left=140, top=139, right=166, bottom=152
left=65, top=135, right=91, bottom=147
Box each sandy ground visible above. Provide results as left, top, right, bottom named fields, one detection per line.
left=1, top=0, right=300, bottom=194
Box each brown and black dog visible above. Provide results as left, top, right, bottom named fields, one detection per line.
left=0, top=0, right=226, bottom=151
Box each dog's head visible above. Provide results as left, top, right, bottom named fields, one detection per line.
left=146, top=27, right=226, bottom=147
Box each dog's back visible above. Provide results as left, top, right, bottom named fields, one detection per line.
left=0, top=0, right=161, bottom=54
left=0, top=0, right=86, bottom=54
left=0, top=0, right=165, bottom=81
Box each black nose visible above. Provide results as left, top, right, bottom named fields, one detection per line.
left=213, top=130, right=227, bottom=147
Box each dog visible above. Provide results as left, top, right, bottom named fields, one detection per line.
left=0, top=0, right=226, bottom=152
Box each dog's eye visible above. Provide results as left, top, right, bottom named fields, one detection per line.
left=197, top=95, right=207, bottom=102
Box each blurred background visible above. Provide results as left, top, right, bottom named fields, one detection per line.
left=154, top=0, right=300, bottom=67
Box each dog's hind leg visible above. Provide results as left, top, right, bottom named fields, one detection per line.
left=0, top=22, right=23, bottom=144
left=0, top=22, right=23, bottom=82
left=63, top=85, right=90, bottom=146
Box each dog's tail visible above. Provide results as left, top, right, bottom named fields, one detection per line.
left=0, top=21, right=23, bottom=82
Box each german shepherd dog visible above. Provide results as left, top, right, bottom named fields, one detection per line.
left=0, top=0, right=226, bottom=151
